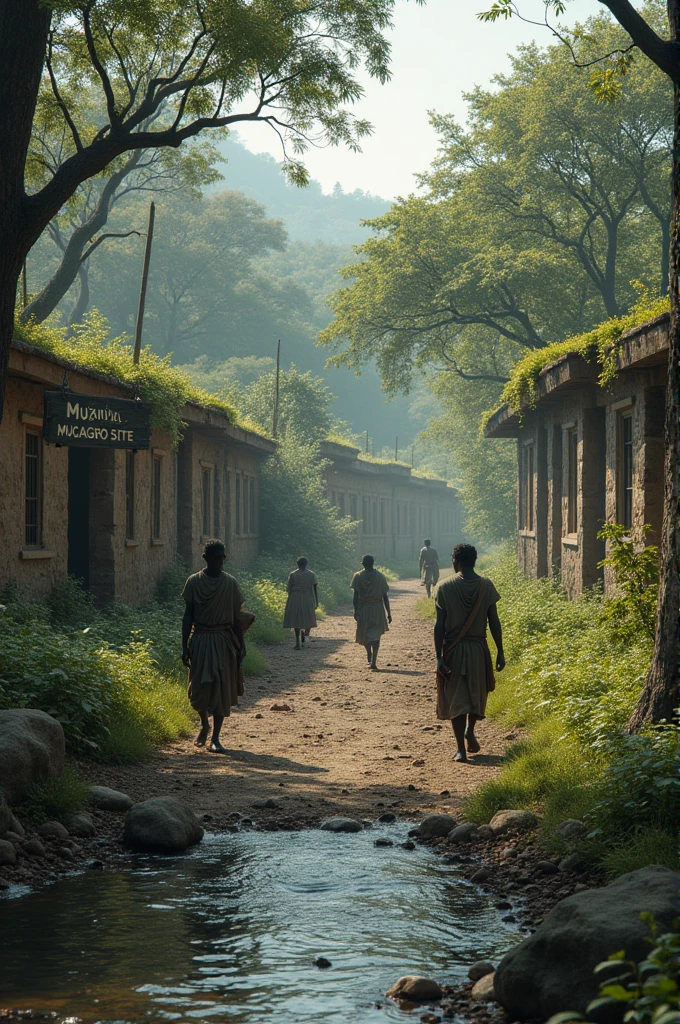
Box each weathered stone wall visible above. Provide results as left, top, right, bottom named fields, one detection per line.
left=1, top=346, right=273, bottom=606
left=321, top=445, right=462, bottom=565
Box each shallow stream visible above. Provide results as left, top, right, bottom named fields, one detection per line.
left=0, top=825, right=518, bottom=1022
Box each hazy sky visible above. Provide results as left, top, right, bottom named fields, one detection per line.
left=236, top=0, right=598, bottom=199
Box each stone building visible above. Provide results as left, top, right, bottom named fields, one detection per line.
left=320, top=440, right=462, bottom=563
left=1, top=339, right=275, bottom=605
left=484, top=314, right=667, bottom=599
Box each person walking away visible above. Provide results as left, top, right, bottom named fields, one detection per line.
left=283, top=556, right=319, bottom=649
left=434, top=543, right=505, bottom=762
left=181, top=539, right=252, bottom=754
left=351, top=554, right=392, bottom=670
left=419, top=539, right=440, bottom=598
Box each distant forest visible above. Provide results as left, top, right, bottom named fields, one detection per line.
left=25, top=133, right=426, bottom=451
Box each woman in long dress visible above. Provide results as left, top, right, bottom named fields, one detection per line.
left=283, top=556, right=318, bottom=649
left=351, top=553, right=392, bottom=670
left=434, top=542, right=505, bottom=762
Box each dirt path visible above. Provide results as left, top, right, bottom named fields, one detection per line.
left=94, top=578, right=509, bottom=828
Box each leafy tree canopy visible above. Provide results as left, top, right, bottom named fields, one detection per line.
left=321, top=5, right=671, bottom=394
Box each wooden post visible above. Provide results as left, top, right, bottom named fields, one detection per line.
left=365, top=430, right=369, bottom=454
left=272, top=339, right=281, bottom=437
left=411, top=446, right=414, bottom=467
left=21, top=260, right=27, bottom=308
left=395, top=436, right=398, bottom=462
left=133, top=201, right=156, bottom=366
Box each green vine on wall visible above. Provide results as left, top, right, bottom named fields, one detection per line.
left=486, top=294, right=669, bottom=424
left=14, top=311, right=270, bottom=445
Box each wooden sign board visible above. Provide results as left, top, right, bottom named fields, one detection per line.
left=43, top=391, right=153, bottom=449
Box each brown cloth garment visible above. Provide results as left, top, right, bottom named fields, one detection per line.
left=283, top=567, right=318, bottom=632
left=435, top=573, right=500, bottom=720
left=182, top=570, right=246, bottom=717
left=350, top=568, right=390, bottom=645
left=419, top=546, right=440, bottom=588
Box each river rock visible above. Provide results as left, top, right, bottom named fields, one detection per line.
left=22, top=839, right=46, bottom=857
left=62, top=813, right=96, bottom=838
left=559, top=852, right=589, bottom=874
left=320, top=817, right=362, bottom=833
left=475, top=825, right=494, bottom=839
left=0, top=839, right=16, bottom=865
left=554, top=818, right=586, bottom=839
left=536, top=860, right=559, bottom=875
left=0, top=709, right=65, bottom=803
left=471, top=866, right=491, bottom=883
left=386, top=976, right=443, bottom=1002
left=378, top=812, right=397, bottom=823
left=414, top=814, right=457, bottom=839
left=0, top=791, right=12, bottom=836
left=447, top=822, right=478, bottom=843
left=8, top=813, right=25, bottom=839
left=90, top=785, right=133, bottom=812
left=39, top=820, right=69, bottom=841
left=251, top=799, right=279, bottom=810
left=489, top=810, right=537, bottom=834
left=469, top=961, right=495, bottom=982
left=493, top=866, right=680, bottom=1018
left=56, top=846, right=74, bottom=860
left=471, top=972, right=496, bottom=1001
left=123, top=796, right=204, bottom=853
left=5, top=831, right=23, bottom=845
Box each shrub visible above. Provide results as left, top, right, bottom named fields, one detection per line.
left=598, top=523, right=659, bottom=640
left=20, top=764, right=89, bottom=822
left=46, top=575, right=95, bottom=631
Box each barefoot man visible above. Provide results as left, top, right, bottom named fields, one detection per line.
left=181, top=539, right=247, bottom=754
left=351, top=554, right=392, bottom=670
left=434, top=543, right=505, bottom=762
left=419, top=538, right=440, bottom=598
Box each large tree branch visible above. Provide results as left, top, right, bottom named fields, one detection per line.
left=599, top=0, right=680, bottom=82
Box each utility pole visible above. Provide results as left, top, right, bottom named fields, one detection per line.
left=133, top=201, right=156, bottom=365
left=365, top=430, right=369, bottom=454
left=411, top=446, right=415, bottom=468
left=21, top=260, right=27, bottom=309
left=395, top=436, right=398, bottom=462
left=272, top=339, right=281, bottom=437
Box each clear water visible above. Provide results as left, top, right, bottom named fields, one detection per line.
left=0, top=825, right=518, bottom=1022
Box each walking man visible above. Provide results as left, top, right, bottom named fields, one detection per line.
left=419, top=538, right=440, bottom=597
left=351, top=554, right=392, bottom=670
left=434, top=543, right=505, bottom=762
left=181, top=539, right=249, bottom=754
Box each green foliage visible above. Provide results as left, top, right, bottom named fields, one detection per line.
left=548, top=918, right=680, bottom=1024
left=259, top=432, right=356, bottom=573
left=45, top=575, right=95, bottom=632
left=20, top=765, right=89, bottom=823
left=598, top=524, right=659, bottom=640
left=498, top=296, right=669, bottom=415
left=219, top=364, right=336, bottom=446
left=15, top=311, right=242, bottom=444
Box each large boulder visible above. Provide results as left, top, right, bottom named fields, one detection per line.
left=414, top=814, right=457, bottom=839
left=494, top=866, right=680, bottom=1019
left=123, top=796, right=204, bottom=853
left=320, top=817, right=363, bottom=834
left=0, top=709, right=65, bottom=803
left=0, top=792, right=12, bottom=836
left=90, top=786, right=133, bottom=812
left=489, top=809, right=537, bottom=834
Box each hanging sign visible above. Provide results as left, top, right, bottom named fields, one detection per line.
left=43, top=391, right=153, bottom=449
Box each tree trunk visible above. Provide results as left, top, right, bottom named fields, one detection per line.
left=68, top=264, right=91, bottom=331
left=627, top=42, right=680, bottom=729
left=0, top=0, right=51, bottom=422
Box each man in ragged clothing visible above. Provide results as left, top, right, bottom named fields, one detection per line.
left=419, top=538, right=440, bottom=598
left=181, top=539, right=253, bottom=754
left=434, top=543, right=505, bottom=762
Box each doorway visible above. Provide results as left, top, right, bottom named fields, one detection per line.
left=67, top=448, right=90, bottom=588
